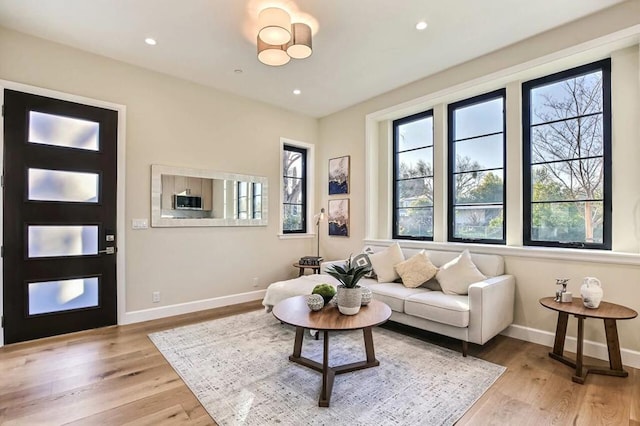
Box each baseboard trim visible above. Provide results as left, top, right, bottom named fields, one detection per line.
left=501, top=324, right=640, bottom=370
left=121, top=289, right=266, bottom=325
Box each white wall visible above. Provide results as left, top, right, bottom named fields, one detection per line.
left=0, top=27, right=318, bottom=323
left=318, top=1, right=640, bottom=357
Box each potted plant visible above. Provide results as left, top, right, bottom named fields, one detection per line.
left=326, top=257, right=371, bottom=315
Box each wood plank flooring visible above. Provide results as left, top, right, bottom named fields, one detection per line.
left=1, top=301, right=637, bottom=425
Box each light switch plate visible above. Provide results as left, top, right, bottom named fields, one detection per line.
left=132, top=218, right=149, bottom=229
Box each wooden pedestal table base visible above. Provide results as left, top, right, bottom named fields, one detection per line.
left=272, top=296, right=392, bottom=407
left=539, top=297, right=638, bottom=384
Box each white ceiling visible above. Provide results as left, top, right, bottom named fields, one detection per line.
left=0, top=0, right=625, bottom=117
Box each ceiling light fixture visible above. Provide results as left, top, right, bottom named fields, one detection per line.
left=257, top=7, right=313, bottom=67
left=293, top=89, right=301, bottom=95
left=416, top=21, right=428, bottom=31
left=144, top=37, right=157, bottom=45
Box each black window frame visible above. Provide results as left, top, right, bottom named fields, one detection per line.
left=522, top=59, right=612, bottom=250
left=447, top=89, right=507, bottom=245
left=392, top=109, right=435, bottom=241
left=282, top=144, right=307, bottom=234
left=252, top=182, right=262, bottom=220
left=237, top=181, right=248, bottom=220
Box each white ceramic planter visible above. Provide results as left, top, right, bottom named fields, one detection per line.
left=336, top=286, right=362, bottom=315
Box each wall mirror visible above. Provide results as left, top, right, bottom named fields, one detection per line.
left=151, top=164, right=268, bottom=227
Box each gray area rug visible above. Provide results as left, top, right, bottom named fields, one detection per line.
left=149, top=310, right=505, bottom=425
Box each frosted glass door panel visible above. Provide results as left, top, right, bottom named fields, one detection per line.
left=28, top=225, right=98, bottom=258
left=28, top=168, right=99, bottom=203
left=28, top=277, right=99, bottom=315
left=28, top=111, right=99, bottom=151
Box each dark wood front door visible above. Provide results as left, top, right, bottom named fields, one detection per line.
left=3, top=89, right=118, bottom=344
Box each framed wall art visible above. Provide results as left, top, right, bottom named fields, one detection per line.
left=328, top=155, right=350, bottom=195
left=328, top=198, right=349, bottom=237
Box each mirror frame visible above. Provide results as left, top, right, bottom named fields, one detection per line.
left=150, top=164, right=268, bottom=227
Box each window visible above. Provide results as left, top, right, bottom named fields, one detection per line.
left=448, top=89, right=506, bottom=243
left=282, top=144, right=307, bottom=233
left=522, top=59, right=611, bottom=249
left=237, top=181, right=248, bottom=219
left=393, top=110, right=434, bottom=240
left=252, top=183, right=262, bottom=219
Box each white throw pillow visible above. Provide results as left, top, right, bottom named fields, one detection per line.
left=394, top=250, right=438, bottom=288
left=369, top=243, right=405, bottom=283
left=435, top=250, right=487, bottom=295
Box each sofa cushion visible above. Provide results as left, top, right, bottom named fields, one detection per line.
left=369, top=242, right=405, bottom=282
left=394, top=250, right=438, bottom=288
left=404, top=292, right=470, bottom=327
left=367, top=282, right=428, bottom=313
left=435, top=250, right=487, bottom=295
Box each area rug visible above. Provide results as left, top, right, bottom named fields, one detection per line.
left=149, top=310, right=505, bottom=425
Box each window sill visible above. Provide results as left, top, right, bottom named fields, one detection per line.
left=364, top=238, right=640, bottom=266
left=278, top=233, right=316, bottom=240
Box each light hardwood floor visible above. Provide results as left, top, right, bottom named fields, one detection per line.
left=1, top=301, right=638, bottom=425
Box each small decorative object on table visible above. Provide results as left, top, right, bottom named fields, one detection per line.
left=299, top=256, right=323, bottom=266
left=306, top=294, right=325, bottom=311
left=555, top=278, right=572, bottom=302
left=312, top=284, right=336, bottom=305
left=581, top=277, right=603, bottom=309
left=360, top=287, right=372, bottom=305
left=326, top=256, right=371, bottom=315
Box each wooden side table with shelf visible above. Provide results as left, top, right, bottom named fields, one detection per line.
left=539, top=297, right=637, bottom=384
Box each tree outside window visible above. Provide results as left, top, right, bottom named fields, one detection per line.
left=448, top=89, right=506, bottom=243
left=393, top=111, right=434, bottom=240
left=282, top=145, right=306, bottom=233
left=523, top=59, right=611, bottom=249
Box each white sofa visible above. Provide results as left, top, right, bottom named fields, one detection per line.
left=321, top=245, right=515, bottom=356
left=262, top=244, right=515, bottom=356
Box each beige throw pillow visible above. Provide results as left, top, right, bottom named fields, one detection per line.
left=369, top=243, right=405, bottom=283
left=435, top=250, right=487, bottom=295
left=394, top=250, right=438, bottom=288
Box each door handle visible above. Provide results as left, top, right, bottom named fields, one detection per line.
left=99, top=247, right=116, bottom=255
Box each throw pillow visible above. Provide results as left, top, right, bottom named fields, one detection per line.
left=352, top=246, right=377, bottom=279
left=368, top=243, right=405, bottom=283
left=394, top=250, right=438, bottom=288
left=435, top=249, right=487, bottom=295
left=421, top=278, right=442, bottom=291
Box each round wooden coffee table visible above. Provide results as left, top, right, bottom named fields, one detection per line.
left=272, top=296, right=392, bottom=407
left=540, top=297, right=638, bottom=384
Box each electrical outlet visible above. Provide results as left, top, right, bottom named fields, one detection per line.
left=152, top=291, right=160, bottom=303
left=252, top=277, right=259, bottom=288
left=132, top=218, right=149, bottom=230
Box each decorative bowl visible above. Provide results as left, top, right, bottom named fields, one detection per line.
left=306, top=294, right=325, bottom=311
left=361, top=287, right=373, bottom=305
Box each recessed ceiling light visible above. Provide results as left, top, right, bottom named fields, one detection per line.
left=293, top=89, right=301, bottom=95
left=234, top=69, right=243, bottom=74
left=416, top=21, right=428, bottom=31
left=145, top=37, right=157, bottom=46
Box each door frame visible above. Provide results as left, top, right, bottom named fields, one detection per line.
left=0, top=80, right=127, bottom=347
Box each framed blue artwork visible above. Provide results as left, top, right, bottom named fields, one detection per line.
left=328, top=155, right=349, bottom=195
left=328, top=198, right=349, bottom=237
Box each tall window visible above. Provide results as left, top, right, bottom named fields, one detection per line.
left=252, top=182, right=262, bottom=219
left=237, top=181, right=248, bottom=219
left=448, top=89, right=506, bottom=243
left=522, top=59, right=611, bottom=249
left=393, top=110, right=434, bottom=240
left=282, top=144, right=307, bottom=233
